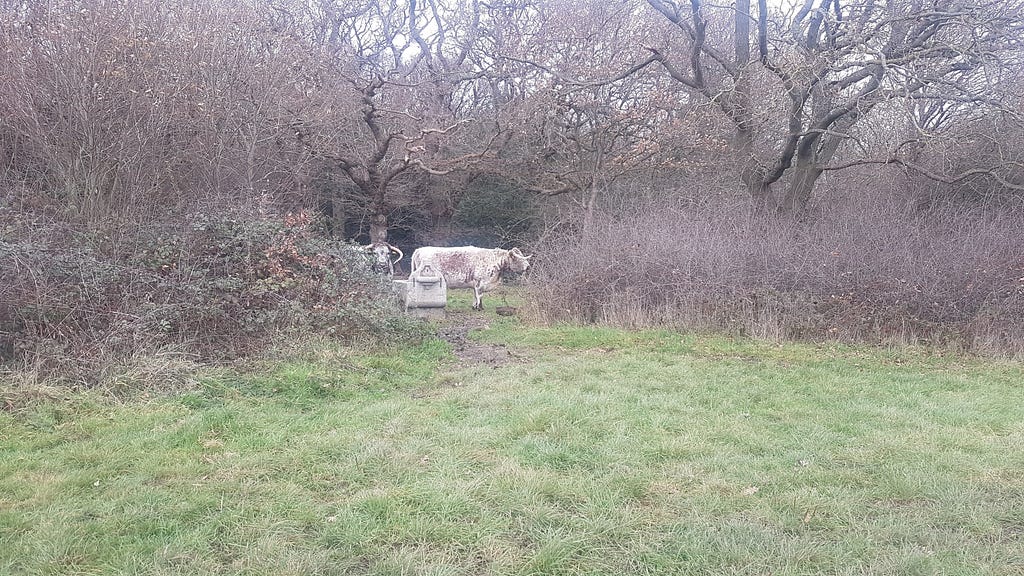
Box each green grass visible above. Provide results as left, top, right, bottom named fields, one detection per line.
left=2, top=317, right=1023, bottom=575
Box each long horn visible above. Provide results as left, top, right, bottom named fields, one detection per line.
left=389, top=243, right=404, bottom=263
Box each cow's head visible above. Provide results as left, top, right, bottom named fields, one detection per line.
left=507, top=247, right=532, bottom=273
left=365, top=242, right=403, bottom=276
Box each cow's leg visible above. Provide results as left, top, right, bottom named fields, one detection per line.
left=473, top=286, right=483, bottom=310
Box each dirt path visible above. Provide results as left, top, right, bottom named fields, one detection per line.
left=434, top=309, right=518, bottom=367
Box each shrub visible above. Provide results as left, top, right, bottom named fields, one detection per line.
left=0, top=206, right=417, bottom=386
left=526, top=192, right=1024, bottom=355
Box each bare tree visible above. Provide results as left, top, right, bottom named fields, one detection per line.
left=282, top=0, right=493, bottom=244
left=482, top=0, right=714, bottom=232
left=639, top=0, right=1024, bottom=215
left=0, top=0, right=314, bottom=223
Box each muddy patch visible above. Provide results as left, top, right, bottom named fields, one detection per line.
left=436, top=312, right=518, bottom=368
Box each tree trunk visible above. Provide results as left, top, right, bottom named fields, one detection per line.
left=735, top=121, right=777, bottom=214
left=735, top=0, right=751, bottom=66
left=746, top=177, right=776, bottom=216
left=427, top=195, right=453, bottom=245
left=741, top=154, right=770, bottom=213
left=368, top=179, right=388, bottom=243
left=582, top=184, right=600, bottom=237
left=427, top=213, right=452, bottom=245
left=369, top=211, right=388, bottom=244
left=328, top=191, right=346, bottom=237
left=780, top=155, right=822, bottom=216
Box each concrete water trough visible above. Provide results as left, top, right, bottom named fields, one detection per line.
left=393, top=264, right=447, bottom=319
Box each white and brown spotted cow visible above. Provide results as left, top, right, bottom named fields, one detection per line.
left=365, top=242, right=404, bottom=277
left=410, top=246, right=531, bottom=310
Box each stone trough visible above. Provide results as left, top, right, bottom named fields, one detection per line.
left=393, top=264, right=447, bottom=319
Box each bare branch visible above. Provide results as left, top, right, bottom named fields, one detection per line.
left=500, top=53, right=663, bottom=90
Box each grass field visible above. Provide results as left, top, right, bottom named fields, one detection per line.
left=2, top=296, right=1023, bottom=575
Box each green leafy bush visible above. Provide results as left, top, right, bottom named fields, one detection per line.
left=1, top=208, right=418, bottom=385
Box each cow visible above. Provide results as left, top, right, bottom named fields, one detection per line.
left=365, top=242, right=404, bottom=277
left=410, top=246, right=531, bottom=310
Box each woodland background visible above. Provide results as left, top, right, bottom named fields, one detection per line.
left=3, top=0, right=1024, bottom=385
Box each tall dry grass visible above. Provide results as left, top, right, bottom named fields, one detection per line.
left=526, top=187, right=1024, bottom=355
